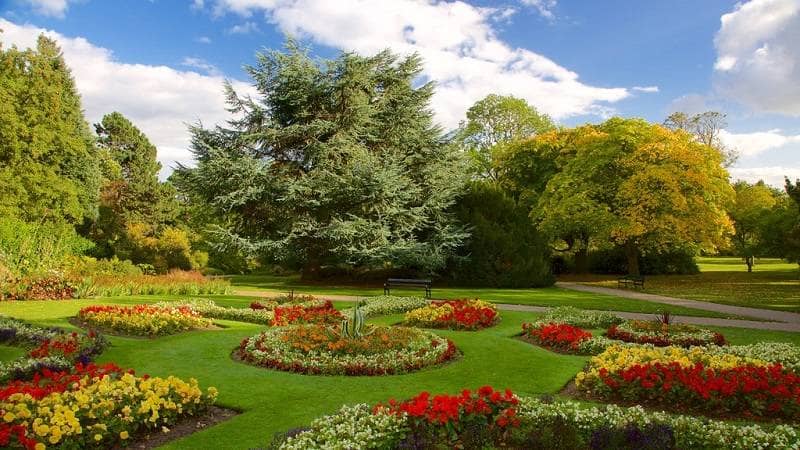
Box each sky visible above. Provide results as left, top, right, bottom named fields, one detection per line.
left=0, top=0, right=798, bottom=186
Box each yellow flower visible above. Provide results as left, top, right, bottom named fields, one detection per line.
left=120, top=431, right=129, bottom=440
left=94, top=433, right=103, bottom=441
left=35, top=443, right=46, bottom=450
left=3, top=411, right=15, bottom=422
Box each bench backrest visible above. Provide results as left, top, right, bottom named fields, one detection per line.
left=386, top=278, right=432, bottom=284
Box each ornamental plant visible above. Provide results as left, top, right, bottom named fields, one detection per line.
left=77, top=304, right=212, bottom=336
left=271, top=301, right=343, bottom=326
left=0, top=362, right=218, bottom=449
left=521, top=322, right=593, bottom=353
left=404, top=299, right=498, bottom=330
left=535, top=306, right=623, bottom=329
left=237, top=324, right=457, bottom=376
left=606, top=320, right=726, bottom=347
left=576, top=345, right=800, bottom=419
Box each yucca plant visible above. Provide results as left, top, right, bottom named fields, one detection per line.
left=340, top=303, right=373, bottom=339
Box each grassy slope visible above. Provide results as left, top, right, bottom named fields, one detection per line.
left=2, top=294, right=798, bottom=448
left=568, top=257, right=800, bottom=313
left=231, top=274, right=738, bottom=318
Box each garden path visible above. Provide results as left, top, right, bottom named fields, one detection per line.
left=555, top=282, right=800, bottom=324
left=235, top=288, right=800, bottom=332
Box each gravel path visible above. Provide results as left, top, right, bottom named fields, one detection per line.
left=235, top=288, right=800, bottom=332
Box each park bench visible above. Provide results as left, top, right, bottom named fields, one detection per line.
left=384, top=278, right=432, bottom=298
left=617, top=274, right=645, bottom=289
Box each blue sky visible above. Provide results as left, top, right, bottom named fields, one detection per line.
left=1, top=0, right=798, bottom=185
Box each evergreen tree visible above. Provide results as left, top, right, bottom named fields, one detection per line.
left=0, top=35, right=99, bottom=223
left=175, top=41, right=469, bottom=278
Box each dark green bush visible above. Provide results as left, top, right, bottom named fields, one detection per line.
left=588, top=246, right=699, bottom=275
left=447, top=182, right=554, bottom=287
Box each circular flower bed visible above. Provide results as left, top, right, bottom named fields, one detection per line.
left=237, top=324, right=457, bottom=375
left=521, top=322, right=593, bottom=354
left=77, top=304, right=213, bottom=337
left=606, top=320, right=726, bottom=347
left=404, top=299, right=498, bottom=330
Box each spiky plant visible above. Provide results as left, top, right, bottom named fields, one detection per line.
left=340, top=303, right=373, bottom=339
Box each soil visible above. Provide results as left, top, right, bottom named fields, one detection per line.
left=119, top=405, right=239, bottom=449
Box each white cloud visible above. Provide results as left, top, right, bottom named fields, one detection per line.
left=729, top=166, right=800, bottom=188
left=713, top=0, right=800, bottom=115
left=191, top=0, right=205, bottom=11
left=632, top=85, right=659, bottom=93
left=720, top=128, right=800, bottom=157
left=196, top=36, right=212, bottom=44
left=0, top=19, right=255, bottom=177
left=212, top=0, right=629, bottom=128
left=520, top=0, right=557, bottom=19
left=23, top=0, right=73, bottom=18
left=227, top=21, right=259, bottom=34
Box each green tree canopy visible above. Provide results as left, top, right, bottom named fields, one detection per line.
left=729, top=180, right=780, bottom=271
left=0, top=35, right=99, bottom=223
left=537, top=118, right=734, bottom=275
left=455, top=94, right=555, bottom=179
left=175, top=41, right=468, bottom=278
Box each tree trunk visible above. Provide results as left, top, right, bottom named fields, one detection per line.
left=625, top=241, right=640, bottom=276
left=574, top=246, right=589, bottom=274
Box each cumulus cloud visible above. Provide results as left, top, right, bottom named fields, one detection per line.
left=713, top=0, right=800, bottom=115
left=720, top=129, right=800, bottom=157
left=22, top=0, right=73, bottom=18
left=632, top=86, right=659, bottom=93
left=729, top=166, right=800, bottom=187
left=0, top=18, right=254, bottom=177
left=212, top=0, right=629, bottom=128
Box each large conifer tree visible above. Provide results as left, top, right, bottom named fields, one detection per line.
left=176, top=41, right=468, bottom=277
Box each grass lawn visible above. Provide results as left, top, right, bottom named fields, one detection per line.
left=2, top=294, right=798, bottom=448
left=565, top=256, right=800, bottom=313
left=230, top=274, right=741, bottom=319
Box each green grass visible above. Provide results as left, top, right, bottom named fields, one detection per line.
left=2, top=294, right=798, bottom=448
left=230, top=274, right=742, bottom=319
left=0, top=344, right=26, bottom=362
left=570, top=256, right=800, bottom=313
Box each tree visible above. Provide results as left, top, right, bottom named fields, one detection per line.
left=664, top=111, right=738, bottom=167
left=729, top=181, right=779, bottom=272
left=455, top=94, right=555, bottom=179
left=0, top=35, right=100, bottom=223
left=448, top=182, right=553, bottom=287
left=782, top=178, right=800, bottom=265
left=175, top=41, right=469, bottom=278
left=537, top=118, right=734, bottom=275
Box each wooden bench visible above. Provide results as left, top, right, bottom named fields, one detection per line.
left=617, top=274, right=645, bottom=289
left=384, top=278, right=432, bottom=298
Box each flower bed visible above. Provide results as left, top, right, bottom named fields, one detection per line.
left=404, top=299, right=498, bottom=330
left=237, top=324, right=457, bottom=376
left=606, top=320, right=726, bottom=347
left=575, top=344, right=800, bottom=420
left=272, top=388, right=800, bottom=449
left=77, top=304, right=213, bottom=337
left=353, top=295, right=429, bottom=318
left=161, top=299, right=343, bottom=326
left=271, top=301, right=343, bottom=326
left=534, top=306, right=623, bottom=329
left=521, top=322, right=593, bottom=354
left=90, top=270, right=230, bottom=297
left=0, top=362, right=217, bottom=449
left=0, top=317, right=107, bottom=383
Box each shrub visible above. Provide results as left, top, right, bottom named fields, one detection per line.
left=535, top=306, right=623, bottom=329
left=447, top=182, right=554, bottom=287
left=588, top=246, right=699, bottom=275
left=91, top=270, right=231, bottom=297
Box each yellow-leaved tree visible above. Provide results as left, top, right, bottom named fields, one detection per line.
left=537, top=117, right=734, bottom=275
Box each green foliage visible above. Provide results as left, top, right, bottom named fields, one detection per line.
left=0, top=217, right=93, bottom=280
left=448, top=182, right=554, bottom=287
left=0, top=36, right=100, bottom=223
left=455, top=94, right=555, bottom=178
left=729, top=180, right=781, bottom=270
left=536, top=118, right=733, bottom=275
left=175, top=40, right=468, bottom=277
left=781, top=178, right=800, bottom=265
left=587, top=246, right=699, bottom=275
left=339, top=304, right=371, bottom=338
